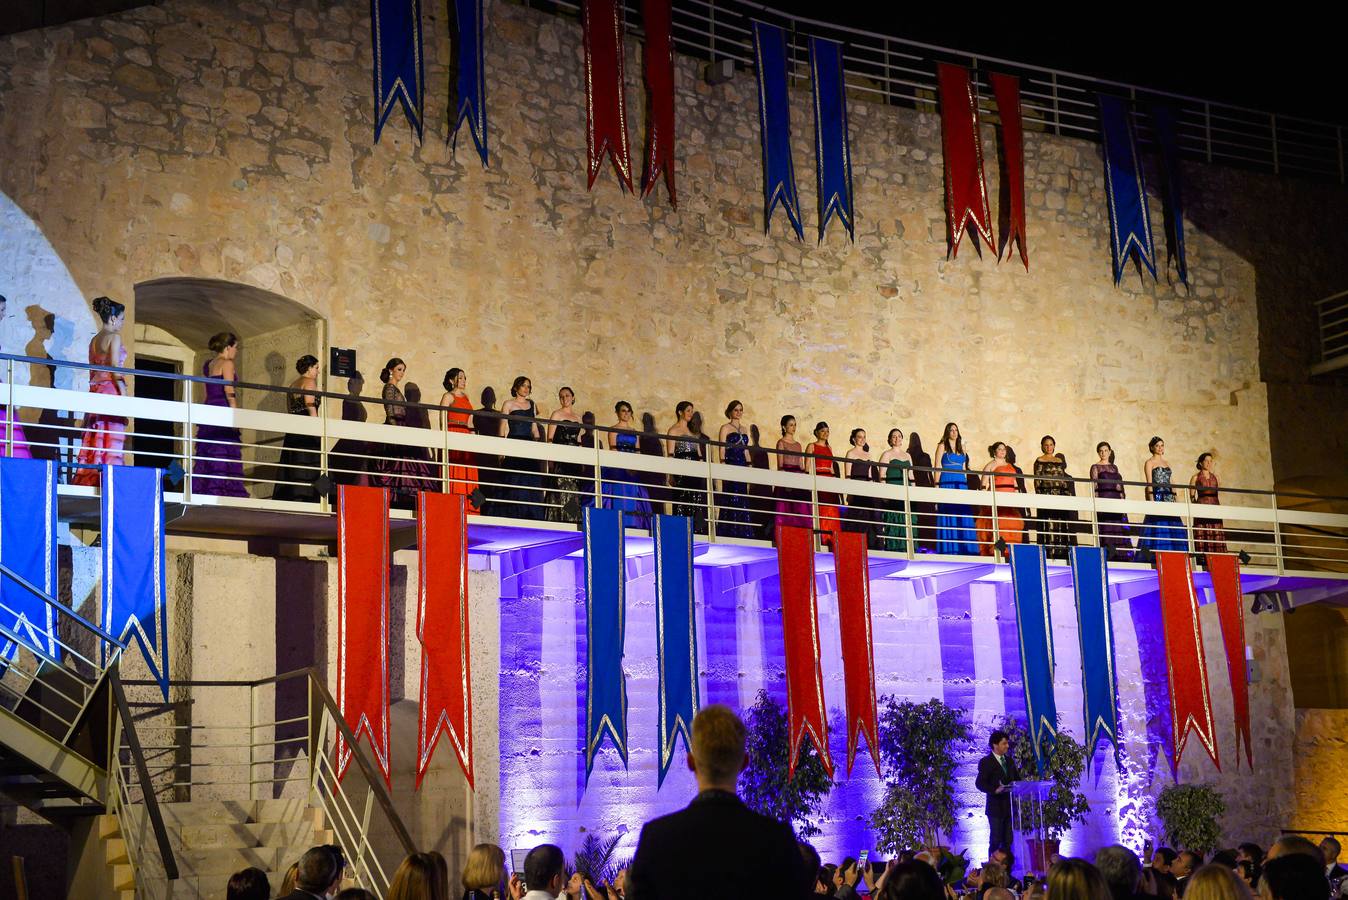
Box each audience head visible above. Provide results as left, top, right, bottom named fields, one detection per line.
left=387, top=851, right=449, bottom=900
left=208, top=331, right=238, bottom=354
left=1153, top=848, right=1178, bottom=873
left=461, top=843, right=507, bottom=894
left=1235, top=860, right=1257, bottom=888
left=296, top=844, right=347, bottom=896
left=1211, top=849, right=1239, bottom=870
left=1095, top=845, right=1142, bottom=897
left=877, top=861, right=945, bottom=900
left=981, top=861, right=1007, bottom=888
left=820, top=863, right=838, bottom=892
left=1048, top=858, right=1111, bottom=900
left=523, top=844, right=567, bottom=898
left=297, top=354, right=319, bottom=376
left=1319, top=836, right=1341, bottom=865
left=1268, top=834, right=1322, bottom=864
left=985, top=889, right=1016, bottom=900
left=226, top=866, right=270, bottom=900
left=279, top=861, right=300, bottom=895
left=835, top=857, right=858, bottom=889
left=1175, top=851, right=1203, bottom=877
left=335, top=890, right=378, bottom=900
left=688, top=704, right=747, bottom=789
left=92, top=295, right=126, bottom=326
left=797, top=841, right=821, bottom=891
left=1259, top=853, right=1329, bottom=899
left=991, top=848, right=1014, bottom=872
left=380, top=357, right=405, bottom=384
left=1236, top=843, right=1264, bottom=867
left=1182, top=863, right=1254, bottom=900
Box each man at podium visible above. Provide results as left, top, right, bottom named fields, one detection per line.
left=975, top=730, right=1020, bottom=858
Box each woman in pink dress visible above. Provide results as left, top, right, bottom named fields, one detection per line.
left=0, top=294, right=33, bottom=458
left=72, top=296, right=128, bottom=486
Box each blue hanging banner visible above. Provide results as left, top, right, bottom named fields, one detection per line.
left=1098, top=94, right=1156, bottom=284
left=102, top=466, right=169, bottom=699
left=0, top=458, right=59, bottom=663
left=1070, top=546, right=1121, bottom=768
left=372, top=0, right=425, bottom=143
left=451, top=0, right=488, bottom=165
left=1151, top=105, right=1188, bottom=287
left=752, top=21, right=804, bottom=240
left=1009, top=543, right=1058, bottom=772
left=654, top=515, right=698, bottom=787
left=584, top=506, right=628, bottom=780
left=809, top=36, right=855, bottom=242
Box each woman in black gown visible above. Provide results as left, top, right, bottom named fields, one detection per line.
left=545, top=386, right=585, bottom=523
left=273, top=354, right=321, bottom=501
left=497, top=376, right=545, bottom=520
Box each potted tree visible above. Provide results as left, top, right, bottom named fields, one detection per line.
left=738, top=689, right=834, bottom=837
left=1155, top=784, right=1226, bottom=856
left=997, top=716, right=1090, bottom=872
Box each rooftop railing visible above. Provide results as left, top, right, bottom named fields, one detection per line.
left=1313, top=290, right=1348, bottom=376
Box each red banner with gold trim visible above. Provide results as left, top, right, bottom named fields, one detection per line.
left=937, top=63, right=994, bottom=257
left=415, top=492, right=475, bottom=788
left=1155, top=551, right=1220, bottom=772
left=640, top=0, right=676, bottom=205
left=336, top=485, right=392, bottom=787
left=776, top=524, right=833, bottom=779
left=990, top=72, right=1028, bottom=270
left=583, top=0, right=634, bottom=191
left=833, top=530, right=879, bottom=776
left=1208, top=554, right=1251, bottom=769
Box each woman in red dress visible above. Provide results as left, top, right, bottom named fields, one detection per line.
left=72, top=296, right=128, bottom=486
left=438, top=367, right=479, bottom=513
left=977, top=441, right=1024, bottom=555
left=806, top=421, right=843, bottom=549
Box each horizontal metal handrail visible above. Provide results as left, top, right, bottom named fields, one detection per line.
left=0, top=562, right=128, bottom=650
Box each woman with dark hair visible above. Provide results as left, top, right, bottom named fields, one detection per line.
left=1190, top=451, right=1227, bottom=556
left=225, top=866, right=270, bottom=900
left=329, top=371, right=370, bottom=498
left=843, top=428, right=880, bottom=547
left=977, top=441, right=1024, bottom=555
left=1141, top=436, right=1187, bottom=553
left=747, top=423, right=774, bottom=540
left=372, top=358, right=435, bottom=509
left=273, top=354, right=322, bottom=502
left=875, top=861, right=945, bottom=900
left=604, top=400, right=652, bottom=529
left=715, top=400, right=754, bottom=538
left=806, top=422, right=842, bottom=549
left=638, top=411, right=668, bottom=517
left=190, top=332, right=249, bottom=497
left=0, top=295, right=33, bottom=458
left=472, top=386, right=500, bottom=516
left=438, top=368, right=480, bottom=514
left=775, top=415, right=811, bottom=533
left=1091, top=441, right=1133, bottom=560
left=934, top=422, right=976, bottom=555
left=496, top=375, right=545, bottom=520
left=667, top=401, right=707, bottom=533
left=1033, top=435, right=1077, bottom=559
left=73, top=296, right=129, bottom=486
left=876, top=428, right=911, bottom=552
left=906, top=432, right=936, bottom=552
left=544, top=386, right=585, bottom=523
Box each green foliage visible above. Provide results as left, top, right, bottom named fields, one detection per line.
left=572, top=832, right=622, bottom=886
left=868, top=697, right=973, bottom=853
left=935, top=848, right=971, bottom=887
left=738, top=689, right=834, bottom=838
left=1155, top=784, right=1226, bottom=855
left=997, top=716, right=1091, bottom=840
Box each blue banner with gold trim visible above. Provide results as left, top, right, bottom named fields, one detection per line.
left=451, top=0, right=488, bottom=165
left=1151, top=105, right=1188, bottom=287
left=1010, top=543, right=1057, bottom=773
left=372, top=0, right=425, bottom=143
left=1071, top=546, right=1120, bottom=768
left=102, top=466, right=169, bottom=699
left=654, top=515, right=698, bottom=787
left=1098, top=94, right=1156, bottom=284
left=752, top=21, right=804, bottom=240
left=809, top=36, right=854, bottom=242
left=584, top=506, right=628, bottom=780
left=0, top=458, right=59, bottom=664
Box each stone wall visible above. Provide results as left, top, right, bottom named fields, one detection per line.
left=4, top=0, right=1346, bottom=495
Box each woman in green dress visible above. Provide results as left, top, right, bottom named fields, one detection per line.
left=877, top=428, right=912, bottom=552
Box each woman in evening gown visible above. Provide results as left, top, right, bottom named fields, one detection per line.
left=604, top=401, right=652, bottom=529
left=497, top=376, right=545, bottom=520
left=544, top=386, right=585, bottom=523
left=1190, top=452, right=1227, bottom=556
left=1090, top=442, right=1133, bottom=560
left=876, top=428, right=910, bottom=553
left=907, top=432, right=936, bottom=552
left=806, top=422, right=843, bottom=549
left=329, top=371, right=370, bottom=498
left=638, top=412, right=668, bottom=517
left=933, top=422, right=977, bottom=555
left=667, top=402, right=707, bottom=533
left=73, top=296, right=129, bottom=486
left=0, top=295, right=33, bottom=458
left=438, top=368, right=480, bottom=514
left=192, top=332, right=249, bottom=496
left=774, top=415, right=811, bottom=534
left=273, top=354, right=322, bottom=502
left=1033, top=435, right=1077, bottom=560
left=977, top=442, right=1024, bottom=555
left=1140, top=436, right=1187, bottom=553
left=372, top=358, right=435, bottom=509
left=843, top=429, right=880, bottom=548
left=715, top=401, right=754, bottom=539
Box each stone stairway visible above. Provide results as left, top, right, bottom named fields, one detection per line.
left=101, top=798, right=331, bottom=899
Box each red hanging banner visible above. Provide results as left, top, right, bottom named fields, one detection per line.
left=833, top=530, right=879, bottom=776
left=937, top=63, right=994, bottom=257
left=1207, top=554, right=1252, bottom=769
left=640, top=0, right=676, bottom=205
left=336, top=485, right=392, bottom=787
left=415, top=492, right=475, bottom=789
left=775, top=524, right=833, bottom=779
left=1155, top=551, right=1220, bottom=772
left=582, top=0, right=634, bottom=192
left=990, top=72, right=1028, bottom=270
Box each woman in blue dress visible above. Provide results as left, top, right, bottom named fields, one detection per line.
left=1140, top=435, right=1187, bottom=553
left=604, top=400, right=652, bottom=529
left=715, top=400, right=754, bottom=538
left=496, top=375, right=545, bottom=519
left=934, top=422, right=977, bottom=555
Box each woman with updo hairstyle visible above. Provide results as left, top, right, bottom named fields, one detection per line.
left=876, top=428, right=911, bottom=552
left=274, top=354, right=323, bottom=502
left=1190, top=451, right=1227, bottom=558
left=667, top=401, right=707, bottom=533
left=543, top=386, right=585, bottom=523
left=0, top=295, right=33, bottom=458
left=1140, top=435, right=1187, bottom=554
left=975, top=441, right=1024, bottom=556
left=805, top=421, right=843, bottom=548
left=73, top=296, right=130, bottom=486
left=188, top=332, right=249, bottom=497
left=714, top=400, right=754, bottom=538
left=1090, top=441, right=1133, bottom=560
left=496, top=375, right=545, bottom=520
left=603, top=400, right=652, bottom=529
left=1033, top=434, right=1078, bottom=560
left=370, top=357, right=436, bottom=509
left=438, top=367, right=480, bottom=514
left=843, top=427, right=881, bottom=547
left=774, top=415, right=811, bottom=532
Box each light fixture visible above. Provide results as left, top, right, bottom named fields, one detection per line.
left=704, top=58, right=735, bottom=85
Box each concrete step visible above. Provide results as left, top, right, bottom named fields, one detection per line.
left=156, top=798, right=319, bottom=828
left=174, top=819, right=318, bottom=851
left=171, top=845, right=287, bottom=878
left=98, top=812, right=122, bottom=839
left=112, top=862, right=135, bottom=891
left=104, top=836, right=129, bottom=865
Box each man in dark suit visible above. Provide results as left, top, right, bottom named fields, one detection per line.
left=626, top=704, right=808, bottom=900
left=277, top=844, right=345, bottom=900
left=975, top=730, right=1019, bottom=860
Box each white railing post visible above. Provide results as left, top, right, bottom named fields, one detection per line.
left=356, top=789, right=376, bottom=888
left=989, top=475, right=1000, bottom=556
left=1090, top=484, right=1100, bottom=550
left=705, top=453, right=716, bottom=542
left=593, top=438, right=603, bottom=515
left=320, top=385, right=331, bottom=514
left=4, top=357, right=13, bottom=458
left=1270, top=113, right=1280, bottom=174
left=1272, top=494, right=1285, bottom=575
left=811, top=460, right=821, bottom=552
left=184, top=389, right=194, bottom=502
left=442, top=421, right=451, bottom=495
left=902, top=469, right=914, bottom=560
left=248, top=683, right=257, bottom=801
left=1185, top=490, right=1197, bottom=558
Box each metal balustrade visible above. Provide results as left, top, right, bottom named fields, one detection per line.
left=1313, top=290, right=1348, bottom=375
left=2, top=351, right=1346, bottom=578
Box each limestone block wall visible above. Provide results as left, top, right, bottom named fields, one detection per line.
left=3, top=0, right=1346, bottom=495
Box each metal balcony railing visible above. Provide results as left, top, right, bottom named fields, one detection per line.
left=1312, top=290, right=1348, bottom=376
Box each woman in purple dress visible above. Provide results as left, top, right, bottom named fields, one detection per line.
left=1090, top=441, right=1133, bottom=560
left=192, top=332, right=249, bottom=496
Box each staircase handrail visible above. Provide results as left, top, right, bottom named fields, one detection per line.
left=109, top=666, right=179, bottom=882
left=0, top=561, right=128, bottom=650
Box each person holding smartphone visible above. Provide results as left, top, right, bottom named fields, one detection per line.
left=975, top=730, right=1020, bottom=861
